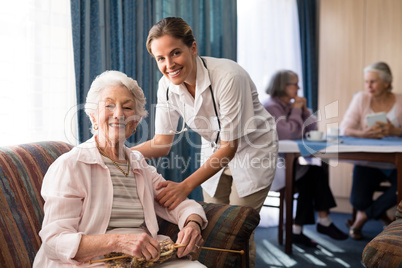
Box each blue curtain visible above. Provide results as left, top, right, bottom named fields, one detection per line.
left=297, top=0, right=318, bottom=112
left=70, top=0, right=237, bottom=201
left=70, top=0, right=155, bottom=144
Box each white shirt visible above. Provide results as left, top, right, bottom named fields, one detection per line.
left=155, top=56, right=278, bottom=198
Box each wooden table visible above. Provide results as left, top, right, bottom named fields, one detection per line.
left=279, top=139, right=402, bottom=254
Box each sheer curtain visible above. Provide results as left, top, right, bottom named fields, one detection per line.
left=0, top=0, right=77, bottom=146
left=237, top=0, right=303, bottom=228
left=237, top=0, right=303, bottom=104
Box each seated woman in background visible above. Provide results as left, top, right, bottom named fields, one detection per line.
left=263, top=70, right=347, bottom=247
left=340, top=61, right=402, bottom=240
left=33, top=70, right=207, bottom=267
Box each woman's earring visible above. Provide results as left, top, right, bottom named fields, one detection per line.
left=132, top=129, right=136, bottom=134
left=93, top=124, right=98, bottom=130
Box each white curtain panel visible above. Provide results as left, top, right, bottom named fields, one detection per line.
left=0, top=0, right=77, bottom=146
left=237, top=0, right=303, bottom=104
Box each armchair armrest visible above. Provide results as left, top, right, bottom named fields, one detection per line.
left=158, top=202, right=260, bottom=268
left=362, top=200, right=402, bottom=267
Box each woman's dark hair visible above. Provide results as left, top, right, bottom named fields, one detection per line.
left=146, top=17, right=195, bottom=56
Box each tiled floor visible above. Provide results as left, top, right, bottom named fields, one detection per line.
left=254, top=205, right=384, bottom=268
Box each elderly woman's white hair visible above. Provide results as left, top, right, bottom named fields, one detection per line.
left=85, top=70, right=148, bottom=133
left=364, top=62, right=393, bottom=91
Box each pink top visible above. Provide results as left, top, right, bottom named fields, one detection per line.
left=340, top=91, right=402, bottom=134
left=33, top=137, right=207, bottom=267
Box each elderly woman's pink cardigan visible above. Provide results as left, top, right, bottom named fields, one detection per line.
left=33, top=137, right=207, bottom=267
left=340, top=91, right=402, bottom=134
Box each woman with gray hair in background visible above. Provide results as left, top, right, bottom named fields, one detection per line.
left=341, top=62, right=402, bottom=239
left=263, top=70, right=348, bottom=247
left=33, top=70, right=207, bottom=267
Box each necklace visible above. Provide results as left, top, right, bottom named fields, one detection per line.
left=97, top=145, right=130, bottom=177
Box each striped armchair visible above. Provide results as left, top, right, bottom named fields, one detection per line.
left=362, top=200, right=402, bottom=268
left=0, top=141, right=260, bottom=268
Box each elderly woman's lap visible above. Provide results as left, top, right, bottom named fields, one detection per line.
left=157, top=259, right=206, bottom=267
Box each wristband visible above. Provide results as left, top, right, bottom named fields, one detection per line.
left=184, top=220, right=202, bottom=231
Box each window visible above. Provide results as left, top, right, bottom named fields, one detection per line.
left=237, top=0, right=303, bottom=104
left=0, top=0, right=77, bottom=146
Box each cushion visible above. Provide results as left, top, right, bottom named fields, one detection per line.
left=158, top=202, right=260, bottom=268
left=362, top=200, right=402, bottom=268
left=395, top=199, right=402, bottom=220
left=0, top=141, right=73, bottom=267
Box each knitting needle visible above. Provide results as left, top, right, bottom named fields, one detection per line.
left=89, top=244, right=180, bottom=264
left=174, top=244, right=244, bottom=254
left=198, top=246, right=244, bottom=255
left=89, top=248, right=175, bottom=265
left=89, top=244, right=244, bottom=264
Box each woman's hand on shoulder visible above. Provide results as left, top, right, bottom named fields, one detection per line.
left=115, top=233, right=160, bottom=261
left=156, top=181, right=191, bottom=210
left=175, top=218, right=204, bottom=258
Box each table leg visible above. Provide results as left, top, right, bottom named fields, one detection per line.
left=396, top=153, right=402, bottom=203
left=284, top=153, right=297, bottom=254
left=280, top=150, right=402, bottom=254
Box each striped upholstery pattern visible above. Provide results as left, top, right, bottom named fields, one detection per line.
left=158, top=202, right=260, bottom=268
left=0, top=141, right=73, bottom=268
left=362, top=200, right=402, bottom=267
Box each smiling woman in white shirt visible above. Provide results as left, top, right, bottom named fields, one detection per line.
left=132, top=17, right=278, bottom=268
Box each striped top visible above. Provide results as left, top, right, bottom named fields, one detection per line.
left=101, top=155, right=146, bottom=233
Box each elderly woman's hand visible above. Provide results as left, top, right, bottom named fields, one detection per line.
left=363, top=125, right=384, bottom=139
left=116, top=233, right=160, bottom=261
left=293, top=96, right=307, bottom=112
left=376, top=119, right=401, bottom=137
left=175, top=220, right=204, bottom=258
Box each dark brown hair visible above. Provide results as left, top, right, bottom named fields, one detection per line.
left=146, top=17, right=195, bottom=56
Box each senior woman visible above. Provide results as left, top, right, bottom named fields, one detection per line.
left=33, top=70, right=207, bottom=267
left=264, top=70, right=347, bottom=247
left=340, top=62, right=402, bottom=239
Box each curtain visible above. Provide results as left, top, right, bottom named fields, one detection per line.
left=70, top=0, right=237, bottom=201
left=237, top=0, right=303, bottom=104
left=153, top=0, right=237, bottom=59
left=297, top=0, right=318, bottom=111
left=70, top=0, right=155, bottom=145
left=0, top=1, right=76, bottom=146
